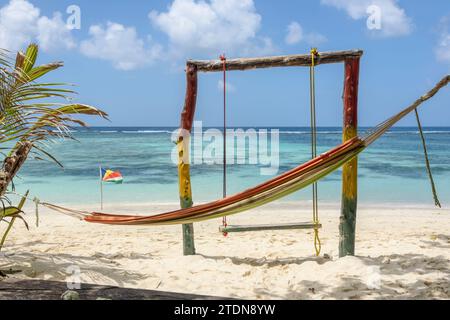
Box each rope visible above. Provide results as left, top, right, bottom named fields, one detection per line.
left=414, top=109, right=441, bottom=207
left=7, top=191, right=89, bottom=220
left=33, top=196, right=39, bottom=227
left=40, top=202, right=90, bottom=220
left=310, top=48, right=321, bottom=256
left=362, top=75, right=450, bottom=146
left=220, top=54, right=228, bottom=236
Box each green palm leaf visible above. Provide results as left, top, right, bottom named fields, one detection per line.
left=0, top=43, right=108, bottom=159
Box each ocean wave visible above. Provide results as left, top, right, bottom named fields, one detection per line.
left=279, top=131, right=341, bottom=134
left=280, top=130, right=450, bottom=135
left=122, top=130, right=173, bottom=134
left=384, top=131, right=450, bottom=134
left=419, top=131, right=450, bottom=134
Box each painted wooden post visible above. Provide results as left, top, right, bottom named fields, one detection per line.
left=339, top=57, right=360, bottom=257
left=179, top=64, right=197, bottom=255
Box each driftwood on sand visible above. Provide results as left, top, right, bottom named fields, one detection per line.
left=0, top=278, right=232, bottom=300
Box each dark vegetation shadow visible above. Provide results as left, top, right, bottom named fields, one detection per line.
left=0, top=251, right=146, bottom=287
left=198, top=253, right=330, bottom=267
left=420, top=234, right=450, bottom=250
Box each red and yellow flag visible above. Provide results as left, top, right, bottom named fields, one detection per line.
left=101, top=168, right=123, bottom=183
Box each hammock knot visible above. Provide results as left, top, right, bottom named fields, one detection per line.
left=310, top=48, right=319, bottom=66
left=33, top=197, right=40, bottom=205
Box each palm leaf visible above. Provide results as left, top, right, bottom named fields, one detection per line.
left=26, top=62, right=64, bottom=83
left=0, top=206, right=22, bottom=218
left=0, top=190, right=29, bottom=251
left=0, top=43, right=108, bottom=168
left=22, top=43, right=38, bottom=73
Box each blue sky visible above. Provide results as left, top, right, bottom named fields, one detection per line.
left=1, top=0, right=449, bottom=127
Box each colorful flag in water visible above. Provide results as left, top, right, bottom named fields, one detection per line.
left=101, top=168, right=123, bottom=183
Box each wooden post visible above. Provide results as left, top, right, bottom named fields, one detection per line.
left=99, top=165, right=104, bottom=210
left=339, top=57, right=360, bottom=257
left=179, top=64, right=198, bottom=255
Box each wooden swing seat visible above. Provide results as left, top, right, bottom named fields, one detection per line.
left=219, top=221, right=321, bottom=233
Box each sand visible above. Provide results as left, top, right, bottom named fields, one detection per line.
left=0, top=201, right=449, bottom=299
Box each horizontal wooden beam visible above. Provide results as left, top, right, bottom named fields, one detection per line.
left=219, top=222, right=322, bottom=233
left=188, top=50, right=363, bottom=72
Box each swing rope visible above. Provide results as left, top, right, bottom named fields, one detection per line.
left=220, top=54, right=228, bottom=236
left=414, top=109, right=441, bottom=207
left=310, top=48, right=321, bottom=256
left=219, top=49, right=323, bottom=255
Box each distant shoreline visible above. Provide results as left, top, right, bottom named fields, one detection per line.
left=73, top=125, right=450, bottom=129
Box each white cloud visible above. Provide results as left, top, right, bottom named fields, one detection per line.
left=304, top=32, right=328, bottom=46
left=149, top=0, right=274, bottom=58
left=285, top=21, right=327, bottom=46
left=217, top=79, right=236, bottom=93
left=321, top=0, right=412, bottom=37
left=0, top=0, right=75, bottom=52
left=37, top=12, right=76, bottom=51
left=285, top=22, right=303, bottom=45
left=436, top=33, right=450, bottom=62
left=0, top=0, right=39, bottom=51
left=436, top=17, right=450, bottom=63
left=80, top=22, right=162, bottom=71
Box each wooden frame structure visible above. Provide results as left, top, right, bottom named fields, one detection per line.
left=177, top=50, right=362, bottom=257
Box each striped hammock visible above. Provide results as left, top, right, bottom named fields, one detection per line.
left=42, top=75, right=449, bottom=225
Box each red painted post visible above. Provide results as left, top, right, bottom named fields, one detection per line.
left=339, top=57, right=360, bottom=257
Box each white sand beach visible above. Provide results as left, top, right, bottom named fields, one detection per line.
left=1, top=201, right=449, bottom=299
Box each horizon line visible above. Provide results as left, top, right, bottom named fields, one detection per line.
left=77, top=125, right=450, bottom=128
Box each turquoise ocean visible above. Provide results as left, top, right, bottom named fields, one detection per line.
left=12, top=127, right=450, bottom=207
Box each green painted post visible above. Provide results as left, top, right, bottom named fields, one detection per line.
left=179, top=140, right=195, bottom=255
left=178, top=64, right=197, bottom=256
left=339, top=57, right=360, bottom=257
left=182, top=222, right=195, bottom=255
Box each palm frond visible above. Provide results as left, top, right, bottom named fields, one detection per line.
left=0, top=43, right=108, bottom=156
